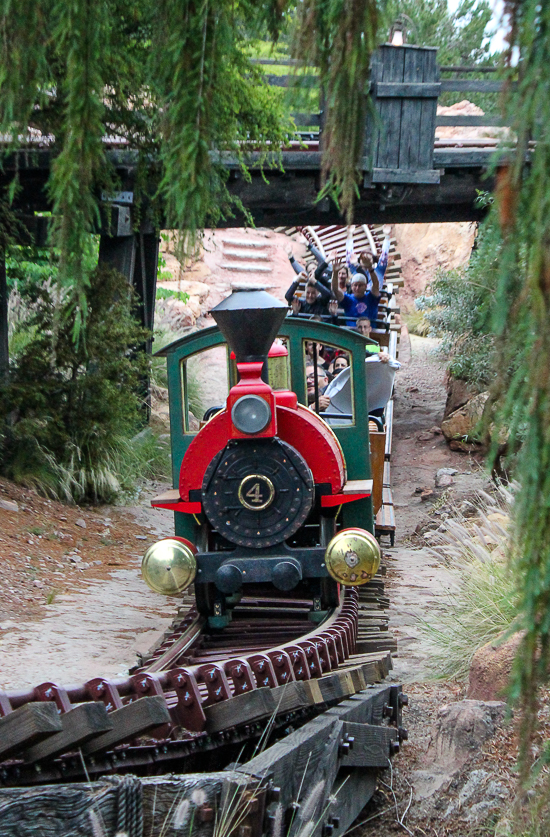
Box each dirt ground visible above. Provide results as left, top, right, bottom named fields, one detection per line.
left=0, top=328, right=517, bottom=834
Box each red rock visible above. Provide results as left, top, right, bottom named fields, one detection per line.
left=467, top=632, right=523, bottom=701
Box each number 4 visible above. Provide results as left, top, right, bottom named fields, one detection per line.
left=246, top=483, right=262, bottom=504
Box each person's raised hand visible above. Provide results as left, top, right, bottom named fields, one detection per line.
left=291, top=296, right=301, bottom=314
left=328, top=299, right=338, bottom=316
left=382, top=224, right=392, bottom=237
left=297, top=271, right=308, bottom=281
left=285, top=244, right=293, bottom=257
left=359, top=251, right=374, bottom=270
left=318, top=395, right=331, bottom=411
left=379, top=351, right=390, bottom=363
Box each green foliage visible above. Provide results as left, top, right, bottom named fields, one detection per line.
left=421, top=490, right=520, bottom=681
left=293, top=0, right=379, bottom=222
left=0, top=0, right=296, bottom=323
left=489, top=0, right=550, bottom=783
left=0, top=264, right=168, bottom=502
left=380, top=0, right=501, bottom=111
left=155, top=287, right=190, bottom=303
left=416, top=216, right=502, bottom=391
left=381, top=0, right=496, bottom=65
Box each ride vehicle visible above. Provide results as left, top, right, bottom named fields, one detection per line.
left=141, top=289, right=383, bottom=627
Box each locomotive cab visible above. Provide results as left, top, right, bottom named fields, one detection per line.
left=145, top=290, right=380, bottom=626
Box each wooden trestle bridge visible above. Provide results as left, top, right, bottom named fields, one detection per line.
left=0, top=43, right=518, bottom=344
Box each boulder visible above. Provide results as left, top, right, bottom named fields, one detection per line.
left=441, top=392, right=489, bottom=441
left=425, top=699, right=506, bottom=771
left=467, top=632, right=523, bottom=701
left=444, top=376, right=475, bottom=419
left=0, top=499, right=19, bottom=512
left=413, top=699, right=507, bottom=799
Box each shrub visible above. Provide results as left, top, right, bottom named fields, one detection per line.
left=421, top=487, right=520, bottom=681
left=417, top=216, right=502, bottom=392
left=0, top=264, right=169, bottom=503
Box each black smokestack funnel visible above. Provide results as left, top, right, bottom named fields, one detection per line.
left=211, top=289, right=288, bottom=363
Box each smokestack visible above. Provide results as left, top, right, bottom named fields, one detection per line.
left=210, top=289, right=287, bottom=363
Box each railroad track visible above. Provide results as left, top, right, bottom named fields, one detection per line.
left=0, top=565, right=398, bottom=790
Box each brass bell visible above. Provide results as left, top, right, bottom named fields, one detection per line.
left=324, top=528, right=381, bottom=586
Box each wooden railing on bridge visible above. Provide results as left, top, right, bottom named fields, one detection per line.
left=254, top=44, right=511, bottom=185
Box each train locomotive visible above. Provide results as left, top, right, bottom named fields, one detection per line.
left=141, top=289, right=381, bottom=627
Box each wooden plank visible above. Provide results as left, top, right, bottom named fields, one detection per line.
left=372, top=168, right=440, bottom=183
left=328, top=768, right=379, bottom=833
left=264, top=74, right=319, bottom=88
left=375, top=81, right=441, bottom=97
left=340, top=720, right=397, bottom=767
left=24, top=702, right=113, bottom=762
left=384, top=399, right=394, bottom=460
left=419, top=49, right=439, bottom=170
left=400, top=50, right=429, bottom=171
left=436, top=115, right=506, bottom=127
left=383, top=460, right=391, bottom=486
left=342, top=479, right=373, bottom=494
left=375, top=504, right=395, bottom=531
left=433, top=147, right=504, bottom=167
left=0, top=703, right=62, bottom=759
left=369, top=431, right=385, bottom=515
left=237, top=715, right=338, bottom=804
left=376, top=45, right=405, bottom=171
left=204, top=687, right=276, bottom=733
left=440, top=64, right=499, bottom=73
left=151, top=488, right=180, bottom=504
left=382, top=486, right=393, bottom=506
left=440, top=79, right=506, bottom=92
left=81, top=695, right=171, bottom=755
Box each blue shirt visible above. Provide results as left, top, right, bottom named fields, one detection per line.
left=341, top=291, right=380, bottom=325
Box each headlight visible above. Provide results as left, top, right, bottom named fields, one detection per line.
left=141, top=538, right=197, bottom=596
left=324, top=528, right=380, bottom=586
left=231, top=395, right=271, bottom=434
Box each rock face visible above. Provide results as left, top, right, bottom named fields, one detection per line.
left=393, top=101, right=497, bottom=310
left=393, top=220, right=476, bottom=311
left=468, top=632, right=523, bottom=701
left=413, top=699, right=507, bottom=799
left=156, top=227, right=302, bottom=330
left=441, top=392, right=489, bottom=441
left=444, top=376, right=476, bottom=419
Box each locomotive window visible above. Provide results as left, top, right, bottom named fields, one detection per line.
left=303, top=340, right=354, bottom=426
left=181, top=345, right=230, bottom=434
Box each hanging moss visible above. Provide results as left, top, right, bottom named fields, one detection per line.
left=489, top=0, right=550, bottom=783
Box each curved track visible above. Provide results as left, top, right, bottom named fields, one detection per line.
left=0, top=575, right=396, bottom=787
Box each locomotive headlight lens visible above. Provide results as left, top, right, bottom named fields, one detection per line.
left=141, top=538, right=197, bottom=596
left=231, top=395, right=271, bottom=434
left=324, top=528, right=381, bottom=586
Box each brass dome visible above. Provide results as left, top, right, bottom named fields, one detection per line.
left=141, top=538, right=197, bottom=596
left=324, top=528, right=381, bottom=586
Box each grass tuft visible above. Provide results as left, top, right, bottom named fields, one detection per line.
left=420, top=486, right=520, bottom=682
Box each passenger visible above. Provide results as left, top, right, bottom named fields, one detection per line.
left=331, top=258, right=382, bottom=326
left=305, top=340, right=329, bottom=366
left=327, top=353, right=349, bottom=381
left=305, top=363, right=331, bottom=412
left=356, top=318, right=390, bottom=363
left=347, top=225, right=392, bottom=288
left=285, top=244, right=331, bottom=289
left=286, top=274, right=332, bottom=317
left=329, top=251, right=351, bottom=294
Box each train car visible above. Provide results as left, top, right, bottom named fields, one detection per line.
left=142, top=289, right=385, bottom=627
